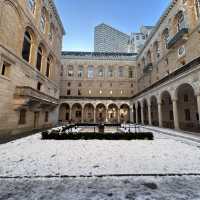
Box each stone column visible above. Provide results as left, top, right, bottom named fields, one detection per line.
left=69, top=108, right=72, bottom=123
left=94, top=108, right=96, bottom=123
left=148, top=102, right=152, bottom=126
left=118, top=108, right=120, bottom=123
left=197, top=95, right=200, bottom=125
left=130, top=107, right=133, bottom=123
left=81, top=107, right=84, bottom=123
left=158, top=102, right=163, bottom=127
left=172, top=99, right=179, bottom=130
left=135, top=104, right=138, bottom=124
left=141, top=105, right=144, bottom=124
left=105, top=107, right=108, bottom=123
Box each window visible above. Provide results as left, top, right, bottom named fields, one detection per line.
left=36, top=46, right=43, bottom=71
left=68, top=65, right=74, bottom=77
left=45, top=112, right=49, bottom=122
left=67, top=82, right=71, bottom=87
left=97, top=66, right=104, bottom=77
left=27, top=0, right=36, bottom=13
left=154, top=41, right=160, bottom=59
left=78, top=65, right=83, bottom=78
left=196, top=0, right=200, bottom=18
left=118, top=66, right=124, bottom=77
left=78, top=89, right=81, bottom=96
left=147, top=51, right=152, bottom=64
left=170, top=110, right=174, bottom=121
left=176, top=11, right=185, bottom=32
left=108, top=67, right=113, bottom=77
left=88, top=65, right=94, bottom=78
left=22, top=31, right=32, bottom=62
left=185, top=109, right=190, bottom=121
left=19, top=109, right=26, bottom=125
left=184, top=94, right=189, bottom=102
left=67, top=89, right=71, bottom=95
left=46, top=56, right=52, bottom=78
left=78, top=83, right=82, bottom=87
left=1, top=61, right=11, bottom=77
left=128, top=67, right=133, bottom=78
left=49, top=23, right=54, bottom=42
left=37, top=82, right=42, bottom=91
left=163, top=28, right=169, bottom=48
left=40, top=10, right=46, bottom=33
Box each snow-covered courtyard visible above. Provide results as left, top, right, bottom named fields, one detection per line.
left=1, top=125, right=200, bottom=199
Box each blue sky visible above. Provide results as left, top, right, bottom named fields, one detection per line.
left=55, top=0, right=171, bottom=51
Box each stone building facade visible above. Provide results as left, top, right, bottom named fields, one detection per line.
left=0, top=0, right=65, bottom=138
left=59, top=52, right=137, bottom=123
left=1, top=0, right=200, bottom=138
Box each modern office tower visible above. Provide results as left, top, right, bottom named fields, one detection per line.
left=94, top=23, right=131, bottom=53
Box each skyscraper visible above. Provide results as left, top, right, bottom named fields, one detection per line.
left=94, top=23, right=130, bottom=53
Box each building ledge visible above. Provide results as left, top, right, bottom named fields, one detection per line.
left=14, top=86, right=59, bottom=110
left=167, top=28, right=189, bottom=49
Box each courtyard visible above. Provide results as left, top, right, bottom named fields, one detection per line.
left=1, top=125, right=200, bottom=199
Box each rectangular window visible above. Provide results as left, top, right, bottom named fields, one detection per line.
left=37, top=82, right=42, bottom=91
left=19, top=109, right=26, bottom=125
left=67, top=89, right=71, bottom=95
left=170, top=110, right=174, bottom=121
left=185, top=109, right=190, bottom=121
left=1, top=61, right=11, bottom=77
left=45, top=112, right=49, bottom=122
left=78, top=89, right=81, bottom=96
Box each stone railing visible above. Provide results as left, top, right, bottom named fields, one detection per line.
left=15, top=86, right=59, bottom=105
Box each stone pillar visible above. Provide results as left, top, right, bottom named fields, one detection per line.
left=135, top=105, right=138, bottom=124
left=105, top=107, right=108, bottom=123
left=158, top=102, right=163, bottom=127
left=81, top=107, right=84, bottom=123
left=197, top=95, right=200, bottom=125
left=118, top=108, right=120, bottom=123
left=69, top=108, right=72, bottom=123
left=130, top=107, right=133, bottom=123
left=172, top=99, right=179, bottom=130
left=141, top=105, right=144, bottom=124
left=94, top=108, right=96, bottom=123
left=148, top=102, right=152, bottom=126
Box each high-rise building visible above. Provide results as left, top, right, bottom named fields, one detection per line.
left=94, top=23, right=130, bottom=53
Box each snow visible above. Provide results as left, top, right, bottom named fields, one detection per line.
left=1, top=176, right=200, bottom=200
left=0, top=126, right=200, bottom=177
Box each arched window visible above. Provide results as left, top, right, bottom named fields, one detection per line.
left=88, top=65, right=94, bottom=78
left=78, top=65, right=83, bottom=78
left=147, top=50, right=152, bottom=64
left=49, top=23, right=54, bottom=42
left=46, top=56, right=52, bottom=78
left=27, top=0, right=36, bottom=13
left=36, top=45, right=43, bottom=71
left=154, top=41, right=160, bottom=59
left=196, top=0, right=200, bottom=18
left=68, top=65, right=74, bottom=77
left=22, top=31, right=32, bottom=62
left=176, top=11, right=185, bottom=32
left=97, top=66, right=104, bottom=77
left=118, top=66, right=124, bottom=77
left=142, top=57, right=145, bottom=67
left=108, top=66, right=113, bottom=77
left=163, top=28, right=169, bottom=48
left=40, top=9, right=46, bottom=33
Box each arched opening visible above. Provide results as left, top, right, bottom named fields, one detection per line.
left=137, top=102, right=142, bottom=124
left=176, top=84, right=199, bottom=132
left=84, top=104, right=94, bottom=123
left=59, top=103, right=70, bottom=123
left=108, top=104, right=118, bottom=123
left=143, top=99, right=149, bottom=125
left=71, top=103, right=82, bottom=123
left=96, top=104, right=106, bottom=123
left=22, top=31, right=32, bottom=62
left=46, top=55, right=53, bottom=78
left=150, top=96, right=159, bottom=126
left=161, top=91, right=174, bottom=129
left=120, top=104, right=130, bottom=123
